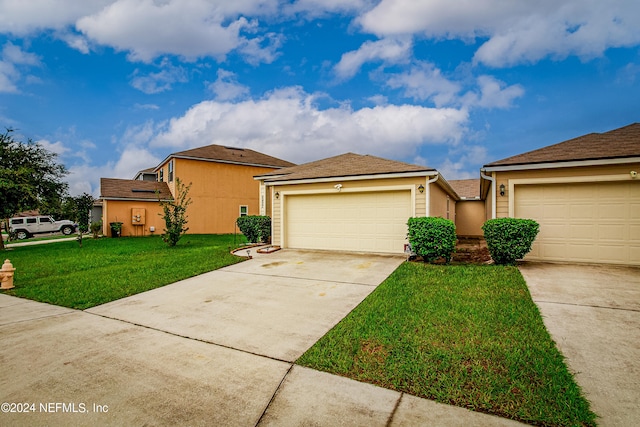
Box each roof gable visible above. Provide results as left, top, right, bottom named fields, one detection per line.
left=100, top=178, right=171, bottom=200
left=485, top=123, right=640, bottom=168
left=258, top=153, right=435, bottom=182
left=166, top=144, right=295, bottom=169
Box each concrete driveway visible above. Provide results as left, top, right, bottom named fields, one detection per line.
left=519, top=262, right=640, bottom=427
left=0, top=249, right=526, bottom=426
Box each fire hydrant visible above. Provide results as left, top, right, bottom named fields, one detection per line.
left=0, top=259, right=16, bottom=290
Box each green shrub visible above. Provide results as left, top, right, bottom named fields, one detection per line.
left=90, top=221, right=102, bottom=239
left=407, top=217, right=456, bottom=263
left=482, top=218, right=540, bottom=265
left=236, top=215, right=271, bottom=243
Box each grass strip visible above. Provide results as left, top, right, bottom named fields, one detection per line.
left=297, top=262, right=596, bottom=426
left=3, top=234, right=245, bottom=309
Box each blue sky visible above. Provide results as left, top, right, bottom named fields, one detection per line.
left=1, top=0, right=639, bottom=196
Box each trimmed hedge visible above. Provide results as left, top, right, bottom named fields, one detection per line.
left=407, top=217, right=456, bottom=263
left=482, top=218, right=540, bottom=265
left=236, top=215, right=271, bottom=243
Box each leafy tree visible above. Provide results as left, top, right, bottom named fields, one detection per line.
left=158, top=178, right=192, bottom=247
left=69, top=193, right=95, bottom=233
left=0, top=129, right=68, bottom=249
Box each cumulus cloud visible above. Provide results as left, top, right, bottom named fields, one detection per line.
left=0, top=42, right=40, bottom=93
left=462, top=75, right=525, bottom=109
left=384, top=61, right=461, bottom=107
left=130, top=58, right=188, bottom=94
left=36, top=139, right=70, bottom=156
left=151, top=86, right=468, bottom=164
left=75, top=0, right=274, bottom=63
left=358, top=0, right=640, bottom=67
left=334, top=38, right=412, bottom=80
left=437, top=145, right=489, bottom=180
left=208, top=69, right=250, bottom=101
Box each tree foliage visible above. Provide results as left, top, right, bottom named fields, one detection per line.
left=407, top=217, right=457, bottom=263
left=69, top=193, right=95, bottom=233
left=482, top=218, right=540, bottom=265
left=158, top=178, right=192, bottom=247
left=0, top=129, right=69, bottom=249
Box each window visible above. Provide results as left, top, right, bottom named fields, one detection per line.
left=10, top=219, right=23, bottom=225
left=168, top=160, right=174, bottom=182
left=39, top=217, right=52, bottom=223
left=239, top=205, right=248, bottom=217
left=159, top=169, right=164, bottom=182
left=26, top=218, right=37, bottom=224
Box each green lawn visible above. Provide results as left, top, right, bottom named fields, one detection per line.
left=2, top=234, right=246, bottom=309
left=297, top=262, right=596, bottom=427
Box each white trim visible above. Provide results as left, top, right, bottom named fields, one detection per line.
left=508, top=173, right=637, bottom=217
left=102, top=197, right=171, bottom=202
left=263, top=171, right=437, bottom=186
left=155, top=154, right=291, bottom=171
left=278, top=185, right=415, bottom=249
left=239, top=205, right=249, bottom=217
left=424, top=174, right=439, bottom=216
left=483, top=157, right=640, bottom=173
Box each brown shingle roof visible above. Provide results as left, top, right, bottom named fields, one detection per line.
left=168, top=144, right=295, bottom=168
left=449, top=179, right=480, bottom=199
left=484, top=122, right=640, bottom=167
left=258, top=153, right=435, bottom=182
left=100, top=178, right=172, bottom=200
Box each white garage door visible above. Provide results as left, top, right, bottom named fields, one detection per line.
left=514, top=181, right=640, bottom=265
left=285, top=190, right=412, bottom=253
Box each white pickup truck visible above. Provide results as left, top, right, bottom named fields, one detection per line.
left=9, top=216, right=77, bottom=240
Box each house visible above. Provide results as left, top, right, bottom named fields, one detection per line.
left=480, top=122, right=640, bottom=266
left=100, top=179, right=172, bottom=237
left=100, top=144, right=294, bottom=237
left=255, top=153, right=459, bottom=254
left=133, top=168, right=157, bottom=181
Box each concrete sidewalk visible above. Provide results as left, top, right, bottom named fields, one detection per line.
left=519, top=262, right=640, bottom=427
left=0, top=250, right=525, bottom=426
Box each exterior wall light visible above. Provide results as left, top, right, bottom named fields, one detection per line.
left=275, top=192, right=280, bottom=199
left=631, top=171, right=638, bottom=179
left=418, top=184, right=425, bottom=193
left=499, top=184, right=505, bottom=196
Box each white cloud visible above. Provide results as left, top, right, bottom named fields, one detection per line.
left=36, top=139, right=69, bottom=156
left=384, top=61, right=461, bottom=107
left=75, top=0, right=265, bottom=63
left=334, top=38, right=412, bottom=80
left=358, top=0, right=640, bottom=67
left=437, top=145, right=489, bottom=180
left=462, top=75, right=525, bottom=109
left=151, top=86, right=468, bottom=164
left=208, top=69, right=250, bottom=101
left=130, top=59, right=188, bottom=94
left=0, top=0, right=111, bottom=35
left=0, top=42, right=40, bottom=93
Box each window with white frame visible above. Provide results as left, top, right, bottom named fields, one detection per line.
left=239, top=205, right=248, bottom=217
left=168, top=160, right=174, bottom=182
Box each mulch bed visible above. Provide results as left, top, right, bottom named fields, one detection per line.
left=410, top=238, right=492, bottom=265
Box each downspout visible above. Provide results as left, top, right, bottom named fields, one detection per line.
left=424, top=173, right=439, bottom=217
left=480, top=170, right=496, bottom=219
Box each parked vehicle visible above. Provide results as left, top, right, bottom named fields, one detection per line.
left=9, top=216, right=77, bottom=240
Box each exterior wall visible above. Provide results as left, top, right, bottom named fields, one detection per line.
left=157, top=158, right=279, bottom=234
left=493, top=163, right=640, bottom=218
left=455, top=200, right=485, bottom=237
left=102, top=199, right=166, bottom=237
left=428, top=182, right=455, bottom=220
left=267, top=176, right=443, bottom=247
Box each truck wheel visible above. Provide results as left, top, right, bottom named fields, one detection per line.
left=61, top=225, right=74, bottom=235
left=16, top=230, right=29, bottom=240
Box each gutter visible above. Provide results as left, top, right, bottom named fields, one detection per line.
left=424, top=173, right=439, bottom=217
left=480, top=170, right=496, bottom=219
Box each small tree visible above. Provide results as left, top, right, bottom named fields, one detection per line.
left=158, top=178, right=192, bottom=247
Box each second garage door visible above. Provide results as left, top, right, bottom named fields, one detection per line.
left=514, top=181, right=640, bottom=265
left=284, top=190, right=412, bottom=254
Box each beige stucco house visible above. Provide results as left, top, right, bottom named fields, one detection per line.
left=255, top=153, right=459, bottom=254
left=480, top=122, right=640, bottom=266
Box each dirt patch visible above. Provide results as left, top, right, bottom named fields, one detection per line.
left=410, top=238, right=492, bottom=265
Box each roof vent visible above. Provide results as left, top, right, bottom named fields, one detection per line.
left=131, top=189, right=157, bottom=193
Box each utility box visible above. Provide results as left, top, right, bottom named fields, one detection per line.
left=131, top=208, right=146, bottom=226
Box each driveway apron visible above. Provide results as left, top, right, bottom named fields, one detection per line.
left=519, top=262, right=640, bottom=427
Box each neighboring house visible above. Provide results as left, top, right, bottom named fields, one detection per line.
left=481, top=122, right=640, bottom=266
left=255, top=153, right=459, bottom=254
left=100, top=179, right=172, bottom=237
left=450, top=179, right=484, bottom=237
left=133, top=168, right=157, bottom=181
left=100, top=144, right=295, bottom=237
left=153, top=144, right=295, bottom=234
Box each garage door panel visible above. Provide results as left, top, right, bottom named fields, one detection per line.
left=515, top=181, right=640, bottom=266
left=285, top=191, right=411, bottom=254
